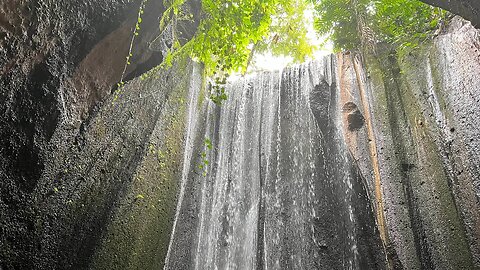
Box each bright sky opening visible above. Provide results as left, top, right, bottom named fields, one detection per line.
left=251, top=7, right=334, bottom=72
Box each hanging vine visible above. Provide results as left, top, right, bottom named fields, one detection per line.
left=113, top=0, right=149, bottom=104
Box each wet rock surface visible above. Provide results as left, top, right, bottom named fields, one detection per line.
left=362, top=16, right=480, bottom=269
left=1, top=1, right=140, bottom=268
left=166, top=59, right=387, bottom=270
left=342, top=102, right=365, bottom=131
left=420, top=0, right=480, bottom=28
left=165, top=16, right=480, bottom=270
left=0, top=0, right=200, bottom=269
left=1, top=0, right=479, bottom=269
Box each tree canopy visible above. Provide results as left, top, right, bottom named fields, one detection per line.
left=312, top=0, right=447, bottom=52
left=159, top=0, right=316, bottom=76
left=142, top=0, right=447, bottom=82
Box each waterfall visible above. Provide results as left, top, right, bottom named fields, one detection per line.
left=165, top=55, right=386, bottom=269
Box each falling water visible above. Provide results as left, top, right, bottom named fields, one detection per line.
left=165, top=56, right=385, bottom=270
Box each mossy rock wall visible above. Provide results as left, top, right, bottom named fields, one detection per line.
left=87, top=62, right=203, bottom=270
left=360, top=17, right=480, bottom=269
left=0, top=0, right=201, bottom=268
left=36, top=61, right=201, bottom=270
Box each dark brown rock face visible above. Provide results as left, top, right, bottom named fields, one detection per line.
left=420, top=0, right=480, bottom=27
left=0, top=0, right=200, bottom=269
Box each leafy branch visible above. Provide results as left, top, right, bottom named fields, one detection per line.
left=312, top=0, right=448, bottom=53
left=198, top=138, right=213, bottom=177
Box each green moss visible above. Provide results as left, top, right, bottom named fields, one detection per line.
left=395, top=47, right=474, bottom=269
left=363, top=44, right=474, bottom=268
left=197, top=68, right=208, bottom=109
left=93, top=119, right=107, bottom=139
left=90, top=63, right=192, bottom=270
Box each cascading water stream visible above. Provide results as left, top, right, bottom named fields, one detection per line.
left=165, top=56, right=386, bottom=269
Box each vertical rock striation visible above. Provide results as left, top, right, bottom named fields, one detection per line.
left=0, top=0, right=201, bottom=269
left=165, top=17, right=480, bottom=270
left=0, top=0, right=479, bottom=268
left=342, top=16, right=480, bottom=269
left=166, top=58, right=387, bottom=269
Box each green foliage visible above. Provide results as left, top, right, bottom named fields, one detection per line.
left=313, top=0, right=447, bottom=52
left=154, top=0, right=315, bottom=105
left=113, top=0, right=316, bottom=107
left=374, top=0, right=446, bottom=50
left=204, top=138, right=212, bottom=150
left=113, top=0, right=148, bottom=104
left=256, top=0, right=316, bottom=62
left=159, top=0, right=315, bottom=78
left=209, top=75, right=228, bottom=105
left=198, top=138, right=214, bottom=177
left=313, top=0, right=364, bottom=51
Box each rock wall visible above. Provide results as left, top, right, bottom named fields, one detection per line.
left=342, top=17, right=480, bottom=269
left=164, top=16, right=480, bottom=270
left=420, top=0, right=480, bottom=28
left=1, top=0, right=479, bottom=269
left=165, top=56, right=388, bottom=270
left=0, top=0, right=201, bottom=269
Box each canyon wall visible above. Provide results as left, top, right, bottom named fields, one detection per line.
left=0, top=0, right=479, bottom=267
left=0, top=0, right=200, bottom=269
left=337, top=17, right=480, bottom=269
left=165, top=17, right=480, bottom=269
